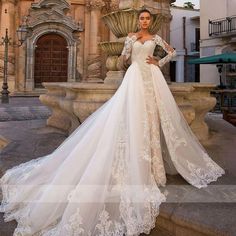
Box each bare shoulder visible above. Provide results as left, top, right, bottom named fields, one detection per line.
left=128, top=32, right=136, bottom=37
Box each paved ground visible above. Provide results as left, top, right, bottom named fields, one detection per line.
left=0, top=97, right=235, bottom=236
left=0, top=97, right=51, bottom=122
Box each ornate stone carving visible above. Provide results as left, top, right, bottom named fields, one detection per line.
left=110, top=0, right=120, bottom=11
left=24, top=0, right=82, bottom=90
left=28, top=0, right=79, bottom=31
left=87, top=56, right=102, bottom=79
left=89, top=0, right=105, bottom=9
left=1, top=0, right=17, bottom=5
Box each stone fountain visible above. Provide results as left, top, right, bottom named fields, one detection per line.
left=99, top=1, right=166, bottom=84
left=39, top=0, right=217, bottom=142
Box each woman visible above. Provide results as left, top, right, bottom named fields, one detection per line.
left=0, top=9, right=224, bottom=236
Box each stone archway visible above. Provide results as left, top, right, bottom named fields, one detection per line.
left=34, top=33, right=68, bottom=88
left=24, top=0, right=80, bottom=91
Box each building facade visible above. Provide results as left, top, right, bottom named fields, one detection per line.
left=0, top=0, right=174, bottom=95
left=0, top=0, right=115, bottom=94
left=200, top=0, right=236, bottom=86
left=170, top=6, right=200, bottom=82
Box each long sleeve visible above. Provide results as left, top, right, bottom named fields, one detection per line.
left=121, top=35, right=137, bottom=60
left=154, top=34, right=176, bottom=68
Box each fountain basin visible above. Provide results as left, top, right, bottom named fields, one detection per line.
left=40, top=82, right=217, bottom=141
left=99, top=42, right=124, bottom=56
left=102, top=9, right=166, bottom=38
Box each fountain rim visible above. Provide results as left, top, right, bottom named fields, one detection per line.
left=102, top=9, right=139, bottom=18
left=102, top=8, right=166, bottom=18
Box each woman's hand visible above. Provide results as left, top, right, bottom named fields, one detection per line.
left=146, top=55, right=159, bottom=67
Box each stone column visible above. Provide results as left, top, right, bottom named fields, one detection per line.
left=86, top=0, right=105, bottom=82
left=175, top=50, right=185, bottom=83
left=82, top=1, right=91, bottom=81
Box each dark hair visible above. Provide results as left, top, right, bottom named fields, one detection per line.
left=138, top=9, right=152, bottom=18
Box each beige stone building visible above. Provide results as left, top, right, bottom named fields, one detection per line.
left=0, top=0, right=175, bottom=95
left=0, top=0, right=113, bottom=94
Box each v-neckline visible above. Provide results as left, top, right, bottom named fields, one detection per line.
left=136, top=39, right=154, bottom=45
left=136, top=35, right=156, bottom=45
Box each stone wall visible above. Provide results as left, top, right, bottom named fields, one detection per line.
left=0, top=0, right=175, bottom=93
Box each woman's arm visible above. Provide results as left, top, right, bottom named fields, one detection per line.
left=153, top=34, right=176, bottom=68
left=121, top=33, right=137, bottom=61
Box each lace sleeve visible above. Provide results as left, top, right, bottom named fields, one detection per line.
left=154, top=34, right=176, bottom=68
left=121, top=35, right=137, bottom=60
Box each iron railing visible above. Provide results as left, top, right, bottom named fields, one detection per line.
left=209, top=15, right=236, bottom=36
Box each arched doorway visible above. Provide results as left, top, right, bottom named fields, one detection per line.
left=34, top=34, right=68, bottom=88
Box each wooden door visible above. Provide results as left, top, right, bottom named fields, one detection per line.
left=34, top=34, right=68, bottom=88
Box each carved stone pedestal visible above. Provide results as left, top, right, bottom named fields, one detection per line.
left=104, top=71, right=125, bottom=85
left=40, top=82, right=217, bottom=141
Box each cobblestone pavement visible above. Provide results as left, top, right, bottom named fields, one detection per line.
left=0, top=97, right=51, bottom=121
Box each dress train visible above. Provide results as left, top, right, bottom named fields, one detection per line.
left=0, top=34, right=224, bottom=236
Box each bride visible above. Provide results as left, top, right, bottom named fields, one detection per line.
left=0, top=9, right=224, bottom=236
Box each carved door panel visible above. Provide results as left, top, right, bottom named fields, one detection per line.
left=34, top=34, right=68, bottom=88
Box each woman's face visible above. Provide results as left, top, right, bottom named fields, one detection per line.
left=138, top=12, right=151, bottom=30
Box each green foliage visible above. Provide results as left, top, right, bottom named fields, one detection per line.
left=183, top=1, right=195, bottom=9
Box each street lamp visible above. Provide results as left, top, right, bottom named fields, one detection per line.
left=0, top=23, right=28, bottom=103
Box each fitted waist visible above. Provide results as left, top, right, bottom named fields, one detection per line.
left=131, top=60, right=153, bottom=82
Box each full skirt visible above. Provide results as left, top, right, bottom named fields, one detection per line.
left=0, top=62, right=224, bottom=236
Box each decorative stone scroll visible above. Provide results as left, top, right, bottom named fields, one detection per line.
left=24, top=0, right=82, bottom=90
left=87, top=0, right=105, bottom=9
left=109, top=0, right=120, bottom=11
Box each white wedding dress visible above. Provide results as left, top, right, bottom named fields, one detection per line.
left=0, top=34, right=225, bottom=236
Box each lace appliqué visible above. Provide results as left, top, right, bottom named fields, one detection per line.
left=139, top=63, right=166, bottom=186
left=95, top=208, right=125, bottom=236
left=110, top=119, right=129, bottom=190
left=119, top=184, right=165, bottom=235
left=153, top=34, right=176, bottom=68
left=156, top=96, right=224, bottom=189
left=0, top=155, right=49, bottom=219
left=187, top=152, right=225, bottom=188
left=121, top=35, right=137, bottom=60
left=157, top=100, right=187, bottom=160
left=63, top=208, right=86, bottom=235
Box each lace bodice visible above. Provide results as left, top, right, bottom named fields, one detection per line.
left=121, top=34, right=176, bottom=67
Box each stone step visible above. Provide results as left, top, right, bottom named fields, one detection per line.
left=11, top=90, right=46, bottom=97
left=147, top=226, right=174, bottom=236
left=154, top=203, right=233, bottom=236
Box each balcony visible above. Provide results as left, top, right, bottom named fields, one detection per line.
left=209, top=15, right=236, bottom=36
